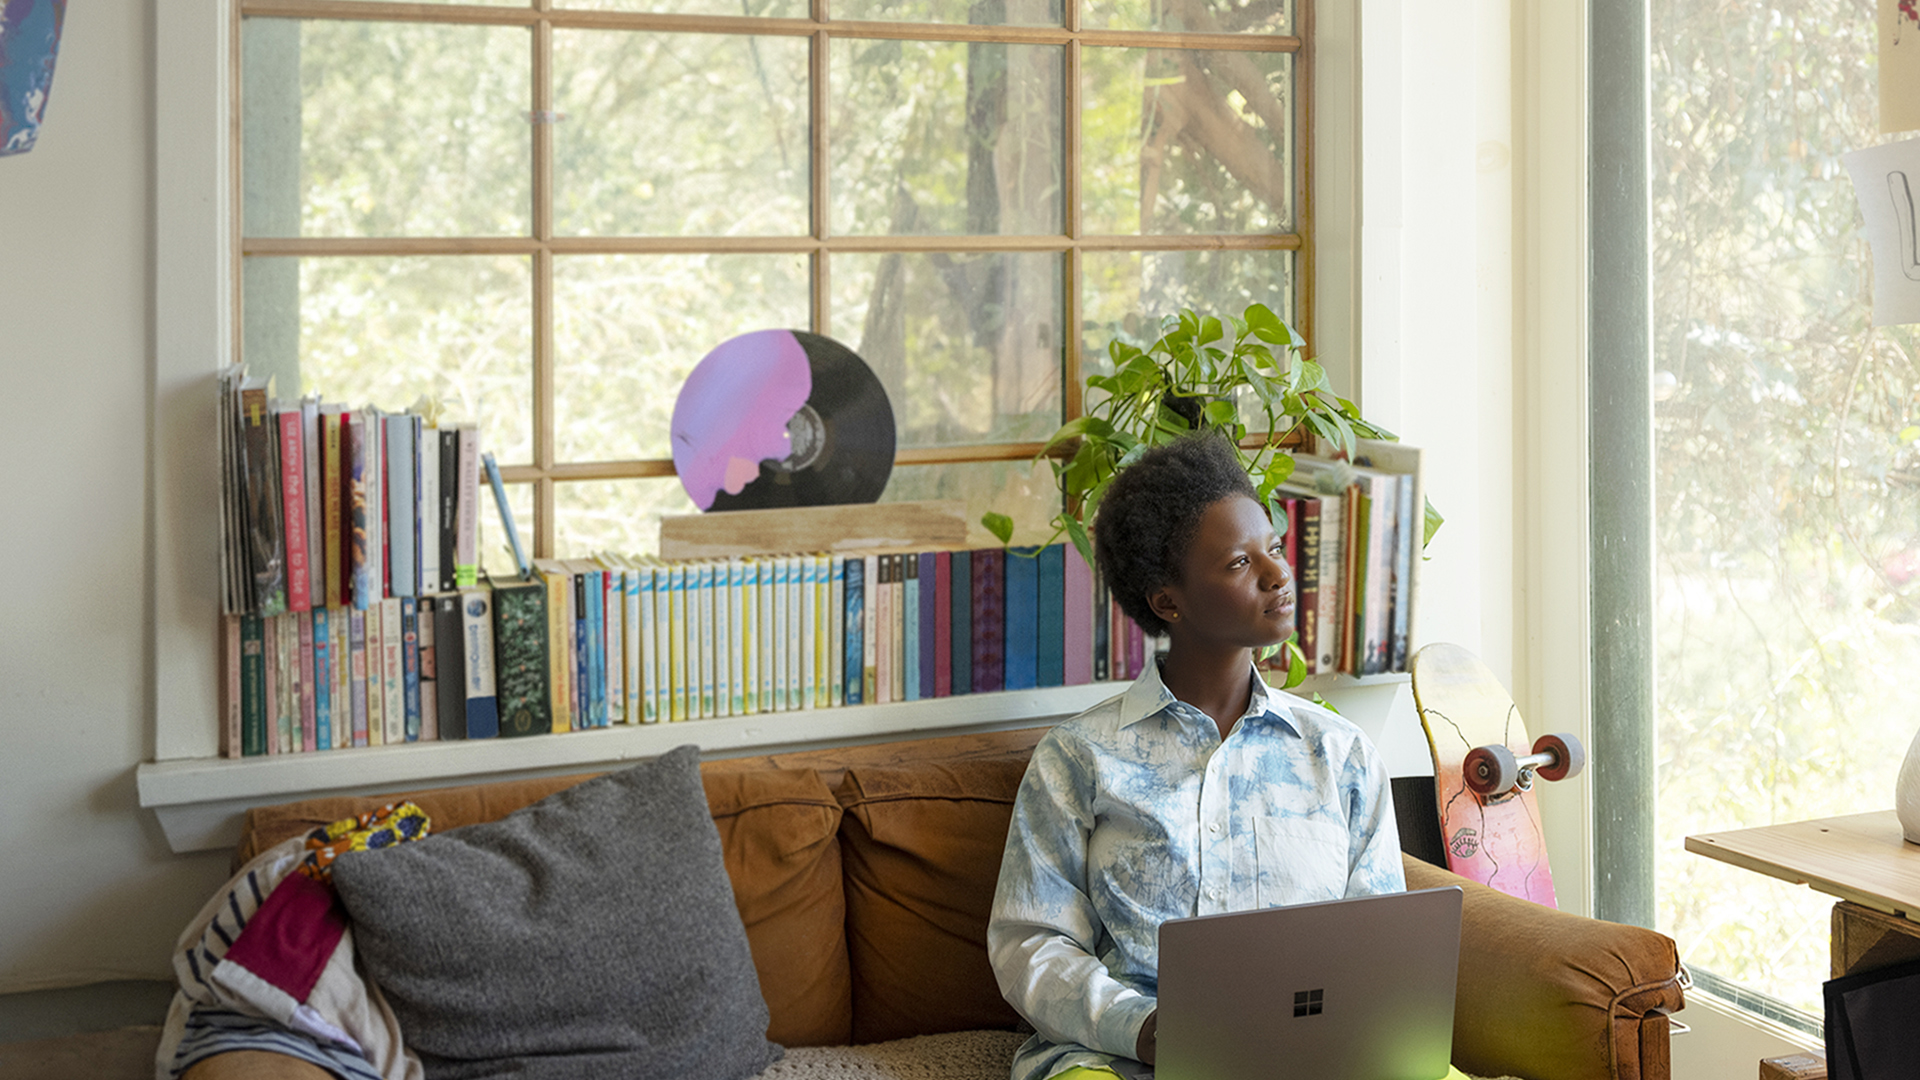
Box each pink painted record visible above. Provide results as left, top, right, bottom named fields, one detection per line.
left=671, top=329, right=895, bottom=511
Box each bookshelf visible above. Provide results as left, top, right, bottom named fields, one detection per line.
left=141, top=435, right=1426, bottom=856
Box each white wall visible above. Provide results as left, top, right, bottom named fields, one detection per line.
left=0, top=0, right=235, bottom=993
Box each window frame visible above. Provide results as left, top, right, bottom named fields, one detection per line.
left=229, top=0, right=1315, bottom=559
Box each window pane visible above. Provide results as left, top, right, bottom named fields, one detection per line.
left=1081, top=249, right=1293, bottom=352
left=883, top=459, right=1060, bottom=547
left=241, top=19, right=531, bottom=238
left=554, top=31, right=809, bottom=237
left=832, top=39, right=1063, bottom=236
left=242, top=255, right=534, bottom=467
left=834, top=251, right=1061, bottom=447
left=553, top=253, right=812, bottom=463
left=1083, top=0, right=1289, bottom=34
left=480, top=481, right=536, bottom=578
left=832, top=0, right=1062, bottom=27
left=555, top=478, right=699, bottom=557
left=1082, top=47, right=1292, bottom=235
left=1650, top=0, right=1920, bottom=1018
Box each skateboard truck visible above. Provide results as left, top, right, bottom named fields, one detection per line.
left=1463, top=733, right=1586, bottom=797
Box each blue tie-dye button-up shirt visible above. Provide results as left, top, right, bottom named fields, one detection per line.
left=987, top=660, right=1406, bottom=1080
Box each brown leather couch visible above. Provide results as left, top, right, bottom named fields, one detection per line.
left=185, top=728, right=1685, bottom=1080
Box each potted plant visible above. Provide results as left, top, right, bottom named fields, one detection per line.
left=984, top=303, right=1438, bottom=688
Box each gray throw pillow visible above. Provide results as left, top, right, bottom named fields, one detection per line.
left=331, top=745, right=783, bottom=1080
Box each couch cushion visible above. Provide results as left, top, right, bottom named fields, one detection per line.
left=329, top=746, right=782, bottom=1080
left=704, top=767, right=852, bottom=1046
left=836, top=755, right=1030, bottom=1044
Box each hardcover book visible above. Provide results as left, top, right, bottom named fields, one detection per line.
left=1036, top=544, right=1065, bottom=688
left=950, top=550, right=971, bottom=696
left=400, top=596, right=421, bottom=741
left=902, top=553, right=920, bottom=702
left=1004, top=548, right=1039, bottom=691
left=919, top=551, right=938, bottom=700
left=417, top=595, right=440, bottom=740
left=844, top=555, right=865, bottom=706
left=277, top=407, right=312, bottom=614
left=933, top=551, right=952, bottom=697
left=432, top=597, right=466, bottom=741
left=458, top=586, right=500, bottom=739
left=1062, top=544, right=1092, bottom=686
left=240, top=614, right=267, bottom=756
left=970, top=549, right=1005, bottom=694
left=492, top=575, right=552, bottom=738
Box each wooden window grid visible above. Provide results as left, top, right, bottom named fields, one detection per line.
left=231, top=0, right=1312, bottom=558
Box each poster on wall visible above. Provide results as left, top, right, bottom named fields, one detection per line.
left=0, top=0, right=67, bottom=158
left=1885, top=0, right=1920, bottom=133
left=1844, top=137, right=1920, bottom=325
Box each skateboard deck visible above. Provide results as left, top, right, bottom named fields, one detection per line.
left=1410, top=643, right=1557, bottom=908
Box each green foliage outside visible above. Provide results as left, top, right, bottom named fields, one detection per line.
left=1651, top=0, right=1920, bottom=1017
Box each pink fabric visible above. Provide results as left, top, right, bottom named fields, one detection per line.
left=223, top=870, right=349, bottom=1002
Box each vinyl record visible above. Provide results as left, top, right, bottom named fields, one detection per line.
left=671, top=329, right=896, bottom=512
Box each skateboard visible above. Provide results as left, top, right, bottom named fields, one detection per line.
left=1409, top=643, right=1585, bottom=908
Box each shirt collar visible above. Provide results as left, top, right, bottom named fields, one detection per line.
left=1117, top=656, right=1301, bottom=737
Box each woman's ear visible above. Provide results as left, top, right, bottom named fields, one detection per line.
left=1147, top=587, right=1180, bottom=627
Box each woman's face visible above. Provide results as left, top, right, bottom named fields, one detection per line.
left=1159, top=495, right=1296, bottom=650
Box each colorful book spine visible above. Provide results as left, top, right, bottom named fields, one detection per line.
left=1292, top=494, right=1321, bottom=673
left=708, top=560, right=729, bottom=718
left=950, top=550, right=971, bottom=696
left=300, top=400, right=324, bottom=609
left=902, top=553, right=921, bottom=702
left=604, top=564, right=625, bottom=723
left=1004, top=548, right=1039, bottom=691
left=385, top=416, right=416, bottom=597
left=815, top=554, right=832, bottom=709
left=844, top=556, right=865, bottom=706
left=312, top=606, right=333, bottom=750
left=493, top=576, right=552, bottom=737
left=278, top=409, right=312, bottom=613
left=419, top=424, right=440, bottom=601
left=588, top=565, right=609, bottom=726
left=918, top=552, right=937, bottom=700
left=1092, top=570, right=1110, bottom=682
left=1316, top=490, right=1344, bottom=674
left=798, top=555, right=817, bottom=710
left=417, top=595, right=439, bottom=741
left=432, top=598, right=465, bottom=741
left=365, top=600, right=384, bottom=746
left=933, top=552, right=952, bottom=697
left=459, top=586, right=500, bottom=738
left=239, top=384, right=287, bottom=616
left=273, top=614, right=292, bottom=754
left=320, top=406, right=345, bottom=607
left=623, top=561, right=643, bottom=724
left=532, top=562, right=572, bottom=733
left=669, top=563, right=689, bottom=722
left=874, top=555, right=892, bottom=704
left=381, top=596, right=405, bottom=745
left=971, top=550, right=1005, bottom=693
left=728, top=558, right=748, bottom=716
left=1063, top=544, right=1092, bottom=686
left=294, top=611, right=316, bottom=752
left=1037, top=544, right=1065, bottom=688
left=862, top=554, right=878, bottom=703
left=400, top=596, right=421, bottom=741
left=829, top=556, right=845, bottom=706
left=891, top=554, right=906, bottom=703
left=636, top=561, right=659, bottom=723
left=346, top=411, right=372, bottom=610
left=366, top=409, right=385, bottom=602
left=767, top=557, right=786, bottom=712
left=454, top=424, right=480, bottom=588
left=240, top=614, right=266, bottom=756
left=696, top=560, right=716, bottom=719
left=1391, top=473, right=1416, bottom=672
left=223, top=615, right=243, bottom=757
left=438, top=428, right=459, bottom=592
left=348, top=607, right=369, bottom=747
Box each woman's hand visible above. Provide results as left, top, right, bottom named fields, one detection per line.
left=1134, top=1010, right=1157, bottom=1066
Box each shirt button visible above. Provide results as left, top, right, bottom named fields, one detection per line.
left=1208, top=823, right=1221, bottom=835
left=1208, top=888, right=1221, bottom=900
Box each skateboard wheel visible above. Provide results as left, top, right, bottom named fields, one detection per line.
left=1533, top=733, right=1586, bottom=782
left=1464, top=744, right=1518, bottom=797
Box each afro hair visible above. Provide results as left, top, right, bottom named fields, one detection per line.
left=1093, top=433, right=1259, bottom=637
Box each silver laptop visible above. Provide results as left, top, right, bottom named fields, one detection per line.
left=1114, top=886, right=1463, bottom=1080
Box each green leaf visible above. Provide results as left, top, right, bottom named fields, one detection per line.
left=1283, top=639, right=1309, bottom=690
left=981, top=511, right=1015, bottom=546
left=1063, top=513, right=1095, bottom=571
left=1244, top=303, right=1291, bottom=346
left=1199, top=315, right=1225, bottom=346
left=1262, top=453, right=1297, bottom=490
left=1042, top=415, right=1114, bottom=455
left=1296, top=359, right=1329, bottom=393
left=1423, top=496, right=1445, bottom=548
left=1267, top=493, right=1288, bottom=529
left=1202, top=399, right=1238, bottom=429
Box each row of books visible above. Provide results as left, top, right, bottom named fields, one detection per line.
left=1281, top=456, right=1419, bottom=678
left=218, top=367, right=483, bottom=619
left=220, top=545, right=1155, bottom=755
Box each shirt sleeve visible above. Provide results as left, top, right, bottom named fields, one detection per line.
left=1341, top=733, right=1408, bottom=897
left=987, top=731, right=1158, bottom=1060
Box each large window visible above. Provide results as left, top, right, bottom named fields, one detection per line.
left=235, top=0, right=1308, bottom=561
left=1646, top=0, right=1920, bottom=1023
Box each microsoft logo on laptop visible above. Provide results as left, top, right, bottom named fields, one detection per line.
left=1292, top=989, right=1324, bottom=1017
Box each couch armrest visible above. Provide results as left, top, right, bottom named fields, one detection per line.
left=1403, top=855, right=1685, bottom=1080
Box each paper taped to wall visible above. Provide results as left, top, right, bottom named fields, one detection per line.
left=1844, top=137, right=1920, bottom=325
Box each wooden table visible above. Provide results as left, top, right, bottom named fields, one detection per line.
left=1686, top=810, right=1920, bottom=977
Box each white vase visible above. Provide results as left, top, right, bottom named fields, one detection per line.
left=1898, top=726, right=1920, bottom=845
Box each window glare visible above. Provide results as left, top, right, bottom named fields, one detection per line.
left=1651, top=0, right=1920, bottom=1019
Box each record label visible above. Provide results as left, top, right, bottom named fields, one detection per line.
left=671, top=329, right=896, bottom=511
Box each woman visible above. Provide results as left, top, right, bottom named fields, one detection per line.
left=987, top=434, right=1407, bottom=1080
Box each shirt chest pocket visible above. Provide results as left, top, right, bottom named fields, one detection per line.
left=1253, top=816, right=1351, bottom=907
